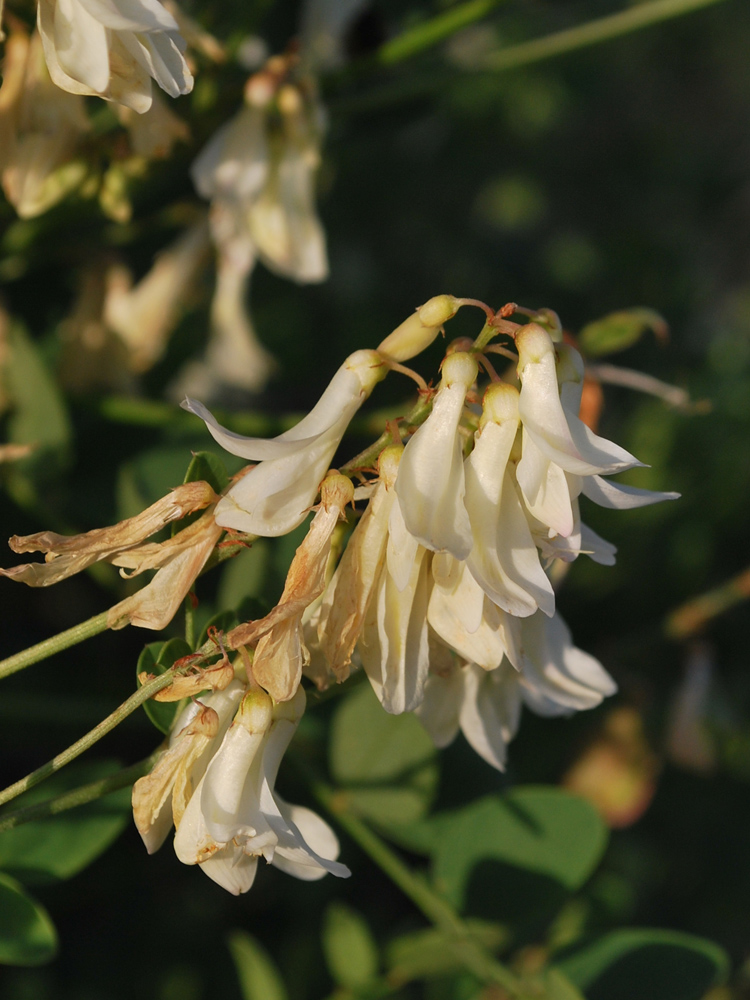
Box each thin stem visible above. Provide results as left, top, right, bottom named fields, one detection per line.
left=482, top=0, right=731, bottom=73
left=340, top=394, right=434, bottom=475
left=377, top=0, right=506, bottom=66
left=0, top=611, right=110, bottom=682
left=0, top=667, right=181, bottom=808
left=472, top=321, right=499, bottom=354
left=665, top=564, right=750, bottom=640
left=0, top=754, right=159, bottom=834
left=308, top=773, right=523, bottom=996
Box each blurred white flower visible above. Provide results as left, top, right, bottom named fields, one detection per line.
left=37, top=0, right=192, bottom=113
left=0, top=25, right=89, bottom=218
left=173, top=686, right=350, bottom=894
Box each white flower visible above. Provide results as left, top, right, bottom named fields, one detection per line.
left=37, top=0, right=192, bottom=113
left=192, top=72, right=328, bottom=284
left=463, top=382, right=555, bottom=618
left=417, top=658, right=522, bottom=772
left=132, top=679, right=246, bottom=853
left=173, top=686, right=350, bottom=894
left=183, top=348, right=388, bottom=536
left=395, top=351, right=477, bottom=560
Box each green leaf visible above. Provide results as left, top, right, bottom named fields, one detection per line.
left=578, top=308, right=668, bottom=357
left=556, top=928, right=729, bottom=1000
left=116, top=446, right=200, bottom=521
left=329, top=682, right=438, bottom=826
left=0, top=762, right=130, bottom=885
left=197, top=609, right=240, bottom=649
left=136, top=637, right=193, bottom=734
left=386, top=920, right=508, bottom=985
left=227, top=930, right=288, bottom=1000
left=217, top=540, right=271, bottom=612
left=322, top=902, right=379, bottom=989
left=182, top=450, right=229, bottom=494
left=4, top=321, right=71, bottom=482
left=0, top=873, right=58, bottom=966
left=431, top=788, right=607, bottom=923
left=541, top=967, right=588, bottom=1000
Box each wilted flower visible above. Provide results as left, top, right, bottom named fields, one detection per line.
left=173, top=685, right=350, bottom=894
left=0, top=480, right=223, bottom=630
left=228, top=472, right=355, bottom=701
left=37, top=0, right=192, bottom=113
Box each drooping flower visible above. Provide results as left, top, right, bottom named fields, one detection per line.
left=183, top=348, right=388, bottom=536
left=395, top=350, right=478, bottom=560
left=132, top=679, right=246, bottom=853
left=228, top=472, right=354, bottom=702
left=37, top=0, right=193, bottom=113
left=0, top=480, right=223, bottom=630
left=173, top=685, right=350, bottom=894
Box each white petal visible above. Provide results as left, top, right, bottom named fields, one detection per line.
left=76, top=0, right=178, bottom=32
left=200, top=844, right=258, bottom=895
left=386, top=497, right=420, bottom=592
left=271, top=799, right=350, bottom=880
left=582, top=474, right=680, bottom=509
left=458, top=663, right=522, bottom=771
left=516, top=428, right=574, bottom=537
left=519, top=612, right=617, bottom=716
left=395, top=382, right=473, bottom=559
left=465, top=422, right=555, bottom=617
left=53, top=0, right=110, bottom=94
left=360, top=546, right=432, bottom=714
left=415, top=660, right=462, bottom=749
left=580, top=522, right=617, bottom=566
left=191, top=105, right=269, bottom=201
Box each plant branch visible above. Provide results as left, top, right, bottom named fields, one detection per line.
left=377, top=0, right=506, bottom=65
left=0, top=754, right=159, bottom=834
left=0, top=667, right=181, bottom=808
left=307, top=771, right=523, bottom=996
left=0, top=611, right=110, bottom=682
left=665, top=565, right=750, bottom=639
left=482, top=0, right=731, bottom=72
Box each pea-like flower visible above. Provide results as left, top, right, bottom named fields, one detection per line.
left=37, top=0, right=192, bottom=113
left=173, top=685, right=350, bottom=894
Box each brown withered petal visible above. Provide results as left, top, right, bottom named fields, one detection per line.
left=143, top=658, right=235, bottom=702
left=132, top=704, right=219, bottom=853
left=2, top=481, right=217, bottom=587
left=107, top=517, right=222, bottom=631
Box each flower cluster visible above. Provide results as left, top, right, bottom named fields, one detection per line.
left=0, top=294, right=678, bottom=894
left=185, top=298, right=678, bottom=775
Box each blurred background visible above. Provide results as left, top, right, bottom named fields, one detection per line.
left=1, top=0, right=750, bottom=997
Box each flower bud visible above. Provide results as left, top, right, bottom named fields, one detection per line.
left=347, top=348, right=390, bottom=393
left=479, top=382, right=520, bottom=429
left=515, top=323, right=555, bottom=370
left=441, top=351, right=478, bottom=389
left=235, top=687, right=274, bottom=735
left=377, top=295, right=460, bottom=363
left=378, top=443, right=403, bottom=490
left=319, top=472, right=354, bottom=511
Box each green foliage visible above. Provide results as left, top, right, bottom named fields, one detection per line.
left=329, top=681, right=438, bottom=826
left=322, top=902, right=379, bottom=990
left=556, top=928, right=730, bottom=1000
left=0, top=762, right=130, bottom=885
left=227, top=930, right=288, bottom=1000
left=386, top=920, right=508, bottom=986
left=578, top=308, right=668, bottom=358
left=136, top=637, right=193, bottom=734
left=0, top=874, right=58, bottom=966
left=3, top=321, right=71, bottom=485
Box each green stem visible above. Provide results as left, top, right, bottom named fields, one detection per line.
left=0, top=754, right=159, bottom=834
left=483, top=0, right=731, bottom=72
left=0, top=668, right=180, bottom=808
left=471, top=321, right=499, bottom=354
left=340, top=395, right=434, bottom=476
left=0, top=611, right=110, bottom=682
left=377, top=0, right=506, bottom=65
left=309, top=775, right=523, bottom=996
left=665, top=564, right=750, bottom=640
